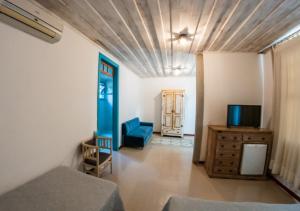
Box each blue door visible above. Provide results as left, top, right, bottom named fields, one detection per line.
left=97, top=54, right=119, bottom=151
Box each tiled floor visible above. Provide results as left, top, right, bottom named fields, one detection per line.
left=102, top=135, right=296, bottom=211
left=150, top=134, right=194, bottom=147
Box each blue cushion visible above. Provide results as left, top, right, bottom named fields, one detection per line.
left=140, top=126, right=152, bottom=135
left=128, top=126, right=153, bottom=143
left=124, top=118, right=140, bottom=134
left=128, top=127, right=150, bottom=139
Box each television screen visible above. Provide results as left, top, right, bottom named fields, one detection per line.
left=227, top=105, right=261, bottom=128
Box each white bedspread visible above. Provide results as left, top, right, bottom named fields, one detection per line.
left=163, top=196, right=299, bottom=211
left=0, top=166, right=124, bottom=211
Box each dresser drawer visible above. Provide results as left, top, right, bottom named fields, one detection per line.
left=243, top=134, right=272, bottom=142
left=216, top=140, right=241, bottom=151
left=216, top=150, right=240, bottom=159
left=213, top=166, right=238, bottom=175
left=215, top=159, right=239, bottom=167
left=217, top=133, right=242, bottom=141
left=162, top=128, right=181, bottom=135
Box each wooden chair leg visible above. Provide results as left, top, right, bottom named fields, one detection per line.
left=96, top=167, right=100, bottom=177
left=83, top=164, right=86, bottom=174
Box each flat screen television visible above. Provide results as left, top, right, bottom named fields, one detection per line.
left=227, top=105, right=261, bottom=128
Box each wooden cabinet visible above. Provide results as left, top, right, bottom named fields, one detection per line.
left=161, top=90, right=184, bottom=137
left=205, top=125, right=273, bottom=179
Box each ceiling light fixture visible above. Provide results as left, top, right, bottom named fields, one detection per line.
left=173, top=69, right=181, bottom=76
left=165, top=65, right=187, bottom=76
left=169, top=27, right=195, bottom=43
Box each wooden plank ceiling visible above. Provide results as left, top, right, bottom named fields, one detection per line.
left=35, top=0, right=300, bottom=77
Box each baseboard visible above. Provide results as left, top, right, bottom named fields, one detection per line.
left=184, top=133, right=195, bottom=136
left=153, top=131, right=195, bottom=136
left=271, top=175, right=300, bottom=202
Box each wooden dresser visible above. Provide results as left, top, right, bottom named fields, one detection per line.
left=205, top=125, right=273, bottom=180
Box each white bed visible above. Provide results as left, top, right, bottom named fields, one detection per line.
left=163, top=196, right=299, bottom=211
left=0, top=166, right=124, bottom=211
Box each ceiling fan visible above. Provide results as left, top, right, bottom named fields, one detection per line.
left=168, top=27, right=195, bottom=42
left=165, top=65, right=187, bottom=70
left=165, top=65, right=188, bottom=75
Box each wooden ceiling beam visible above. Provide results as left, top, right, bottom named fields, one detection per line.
left=132, top=0, right=165, bottom=75
left=236, top=0, right=300, bottom=51
left=247, top=9, right=300, bottom=52
left=35, top=0, right=300, bottom=76
left=209, top=0, right=261, bottom=51
left=219, top=0, right=265, bottom=51
left=194, top=0, right=218, bottom=53
left=108, top=0, right=159, bottom=76
left=207, top=0, right=241, bottom=50
left=231, top=0, right=286, bottom=51
left=84, top=0, right=155, bottom=77
left=182, top=5, right=203, bottom=69
left=157, top=0, right=169, bottom=69
left=169, top=0, right=173, bottom=69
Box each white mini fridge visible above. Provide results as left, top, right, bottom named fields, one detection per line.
left=240, top=144, right=268, bottom=175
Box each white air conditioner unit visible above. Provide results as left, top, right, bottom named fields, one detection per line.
left=0, top=0, right=63, bottom=43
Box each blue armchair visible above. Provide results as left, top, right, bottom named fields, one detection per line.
left=122, top=118, right=153, bottom=148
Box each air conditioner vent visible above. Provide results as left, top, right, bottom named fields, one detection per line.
left=0, top=0, right=63, bottom=43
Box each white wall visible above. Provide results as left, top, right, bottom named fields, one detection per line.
left=119, top=66, right=142, bottom=135
left=0, top=20, right=141, bottom=194
left=199, top=52, right=262, bottom=161
left=140, top=77, right=196, bottom=134
left=260, top=51, right=273, bottom=128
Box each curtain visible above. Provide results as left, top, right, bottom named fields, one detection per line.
left=271, top=36, right=300, bottom=190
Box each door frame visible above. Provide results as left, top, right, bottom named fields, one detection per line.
left=97, top=53, right=119, bottom=151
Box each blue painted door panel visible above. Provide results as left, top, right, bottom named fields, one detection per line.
left=97, top=53, right=119, bottom=151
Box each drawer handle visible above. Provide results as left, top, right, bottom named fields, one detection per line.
left=220, top=153, right=223, bottom=156
left=232, top=154, right=235, bottom=157
left=232, top=145, right=236, bottom=148
left=262, top=137, right=265, bottom=140
left=222, top=136, right=225, bottom=140
left=229, top=169, right=233, bottom=173
left=219, top=161, right=223, bottom=164
left=233, top=136, right=237, bottom=140
left=221, top=144, right=224, bottom=148
left=248, top=137, right=251, bottom=140
left=230, top=161, right=234, bottom=165
left=217, top=169, right=222, bottom=172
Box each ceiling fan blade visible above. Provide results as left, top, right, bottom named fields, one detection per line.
left=168, top=32, right=180, bottom=37
left=168, top=37, right=180, bottom=41
left=186, top=34, right=194, bottom=38
left=184, top=37, right=193, bottom=41
left=180, top=27, right=189, bottom=34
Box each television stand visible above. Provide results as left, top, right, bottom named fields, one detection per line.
left=205, top=125, right=273, bottom=180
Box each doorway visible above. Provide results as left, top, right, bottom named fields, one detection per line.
left=97, top=53, right=119, bottom=151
